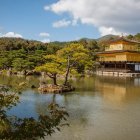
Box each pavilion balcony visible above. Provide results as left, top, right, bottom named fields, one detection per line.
left=97, top=68, right=131, bottom=73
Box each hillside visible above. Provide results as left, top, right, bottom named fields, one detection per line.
left=97, top=34, right=119, bottom=42
left=0, top=37, right=47, bottom=51
left=0, top=33, right=140, bottom=52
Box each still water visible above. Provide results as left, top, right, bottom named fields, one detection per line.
left=1, top=75, right=140, bottom=140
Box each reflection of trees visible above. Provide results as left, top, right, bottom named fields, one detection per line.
left=34, top=94, right=56, bottom=116
left=0, top=86, right=69, bottom=140
left=35, top=93, right=89, bottom=127
left=0, top=75, right=40, bottom=93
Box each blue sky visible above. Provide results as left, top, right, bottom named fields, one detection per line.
left=0, top=0, right=139, bottom=42
left=0, top=0, right=100, bottom=42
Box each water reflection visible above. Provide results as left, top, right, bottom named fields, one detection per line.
left=95, top=77, right=127, bottom=105
left=46, top=76, right=140, bottom=140
left=1, top=75, right=140, bottom=140
left=0, top=86, right=69, bottom=140
left=95, top=76, right=140, bottom=105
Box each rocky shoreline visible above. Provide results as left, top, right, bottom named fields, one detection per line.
left=38, top=84, right=75, bottom=93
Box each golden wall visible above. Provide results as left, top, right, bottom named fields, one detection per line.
left=123, top=44, right=137, bottom=51
left=105, top=44, right=123, bottom=51
left=127, top=53, right=140, bottom=61
left=98, top=52, right=140, bottom=62
left=105, top=43, right=137, bottom=51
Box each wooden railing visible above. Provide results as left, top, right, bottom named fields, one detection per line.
left=97, top=68, right=131, bottom=72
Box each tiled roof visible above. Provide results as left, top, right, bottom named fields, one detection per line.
left=110, top=37, right=140, bottom=44
left=97, top=50, right=140, bottom=55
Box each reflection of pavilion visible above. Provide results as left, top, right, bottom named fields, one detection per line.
left=102, top=83, right=126, bottom=103
left=134, top=78, right=140, bottom=86
left=95, top=76, right=140, bottom=104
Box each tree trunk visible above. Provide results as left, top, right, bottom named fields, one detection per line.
left=46, top=73, right=57, bottom=85
left=52, top=74, right=57, bottom=85
left=64, top=56, right=70, bottom=86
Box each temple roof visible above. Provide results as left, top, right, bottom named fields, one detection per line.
left=109, top=37, right=140, bottom=44
left=97, top=50, right=140, bottom=55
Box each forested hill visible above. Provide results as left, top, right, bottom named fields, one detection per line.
left=0, top=36, right=104, bottom=53
left=0, top=33, right=140, bottom=51
left=0, top=37, right=48, bottom=51
left=0, top=37, right=47, bottom=54
left=0, top=38, right=67, bottom=71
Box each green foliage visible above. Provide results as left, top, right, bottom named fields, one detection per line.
left=0, top=38, right=47, bottom=51
left=36, top=43, right=94, bottom=85
left=79, top=38, right=99, bottom=51
left=57, top=43, right=94, bottom=71
left=126, top=33, right=140, bottom=41
left=127, top=34, right=134, bottom=40
left=47, top=41, right=66, bottom=54
left=0, top=86, right=19, bottom=110
left=0, top=37, right=100, bottom=72
left=134, top=33, right=140, bottom=41
left=35, top=55, right=66, bottom=85
left=12, top=58, right=33, bottom=71
left=0, top=38, right=64, bottom=71
left=0, top=86, right=69, bottom=140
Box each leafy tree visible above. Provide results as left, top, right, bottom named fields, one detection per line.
left=36, top=43, right=94, bottom=86
left=79, top=39, right=87, bottom=47
left=86, top=40, right=99, bottom=51
left=47, top=42, right=65, bottom=54
left=57, top=43, right=94, bottom=85
left=134, top=33, right=140, bottom=41
left=12, top=58, right=29, bottom=71
left=127, top=34, right=134, bottom=40
left=36, top=55, right=65, bottom=85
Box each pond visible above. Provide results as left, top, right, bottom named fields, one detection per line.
left=1, top=75, right=140, bottom=140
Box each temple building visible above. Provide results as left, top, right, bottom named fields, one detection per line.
left=97, top=37, right=140, bottom=77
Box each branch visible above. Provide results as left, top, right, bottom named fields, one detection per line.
left=46, top=73, right=54, bottom=78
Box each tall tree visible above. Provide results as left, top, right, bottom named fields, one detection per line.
left=35, top=55, right=65, bottom=85
left=57, top=43, right=93, bottom=85
left=36, top=43, right=94, bottom=86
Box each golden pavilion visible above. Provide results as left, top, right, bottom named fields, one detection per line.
left=97, top=37, right=140, bottom=77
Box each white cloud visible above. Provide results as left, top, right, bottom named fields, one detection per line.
left=45, top=0, right=140, bottom=36
left=39, top=32, right=50, bottom=43
left=44, top=6, right=50, bottom=11
left=39, top=32, right=50, bottom=37
left=41, top=38, right=50, bottom=43
left=99, top=26, right=122, bottom=36
left=72, top=19, right=78, bottom=26
left=1, top=32, right=23, bottom=38
left=53, top=19, right=71, bottom=28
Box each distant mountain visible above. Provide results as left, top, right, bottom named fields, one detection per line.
left=76, top=35, right=119, bottom=44
left=0, top=37, right=47, bottom=51
left=97, top=34, right=119, bottom=43
left=78, top=37, right=96, bottom=41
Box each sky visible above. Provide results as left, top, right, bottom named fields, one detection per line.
left=0, top=0, right=140, bottom=42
